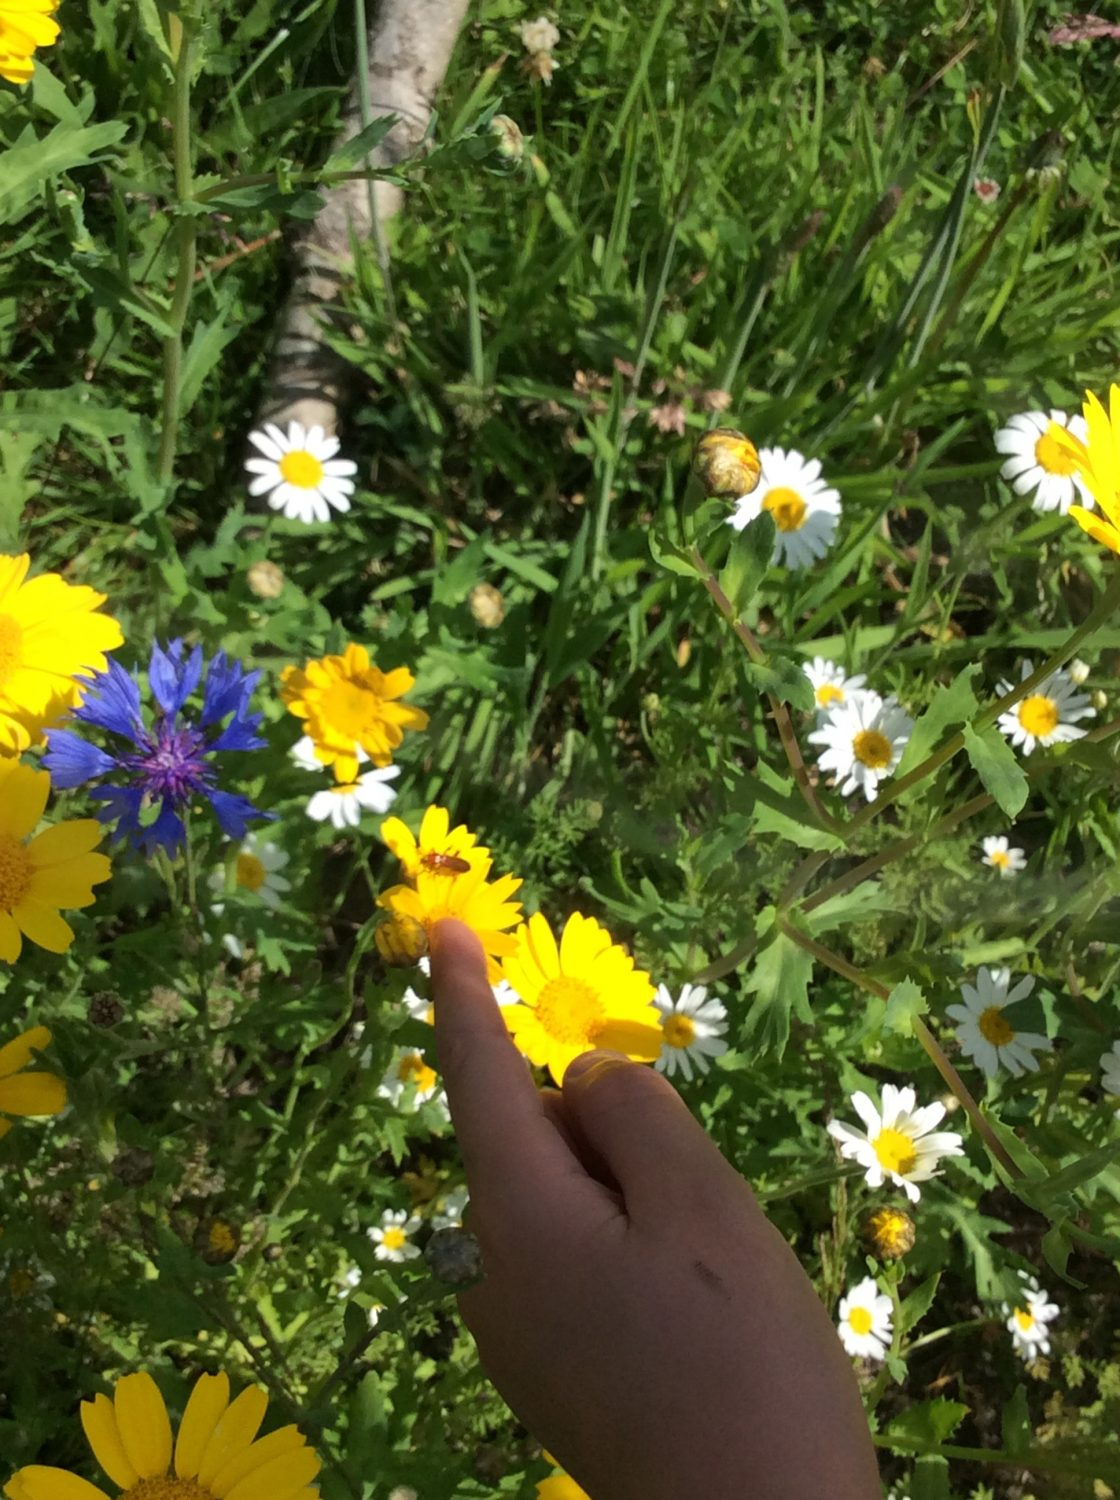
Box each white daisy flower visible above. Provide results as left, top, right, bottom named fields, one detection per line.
left=808, top=690, right=913, bottom=802
left=980, top=835, right=1027, bottom=877
left=367, top=1301, right=385, bottom=1330
left=209, top=833, right=291, bottom=913
left=994, top=409, right=1090, bottom=514
left=400, top=955, right=519, bottom=1025
left=996, top=662, right=1095, bottom=755
left=652, top=983, right=729, bottom=1082
left=291, top=734, right=369, bottom=774
left=307, top=767, right=401, bottom=828
left=367, top=1208, right=422, bottom=1263
left=946, top=967, right=1051, bottom=1080
left=802, top=657, right=867, bottom=717
left=1101, top=1040, right=1120, bottom=1097
left=377, top=1046, right=445, bottom=1113
left=431, top=1185, right=470, bottom=1230
left=836, top=1276, right=893, bottom=1361
left=827, top=1083, right=965, bottom=1203
left=726, top=446, right=842, bottom=570
left=336, top=1265, right=362, bottom=1299
left=518, top=15, right=559, bottom=52
left=245, top=421, right=358, bottom=524
left=1003, top=1274, right=1059, bottom=1359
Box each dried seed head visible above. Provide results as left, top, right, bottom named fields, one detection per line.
left=111, top=1148, right=156, bottom=1187
left=692, top=428, right=761, bottom=497
left=424, top=1226, right=484, bottom=1287
left=88, top=991, right=124, bottom=1028
left=247, top=560, right=284, bottom=599
left=469, top=582, right=506, bottom=628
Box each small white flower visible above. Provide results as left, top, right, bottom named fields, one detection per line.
left=652, top=983, right=728, bottom=1082
left=377, top=1046, right=445, bottom=1112
left=307, top=767, right=401, bottom=828
left=367, top=1301, right=385, bottom=1330
left=368, top=1208, right=421, bottom=1263
left=431, top=1185, right=470, bottom=1230
left=400, top=954, right=518, bottom=1024
left=1067, top=657, right=1091, bottom=686
left=336, top=1265, right=362, bottom=1299
left=808, top=690, right=913, bottom=802
left=518, top=15, right=559, bottom=52
left=1003, top=1273, right=1059, bottom=1358
left=245, top=421, right=358, bottom=524
left=726, top=447, right=841, bottom=570
left=995, top=409, right=1091, bottom=514
left=291, top=734, right=369, bottom=774
left=997, top=662, right=1094, bottom=755
left=827, top=1084, right=965, bottom=1203
left=209, top=833, right=291, bottom=913
left=980, top=835, right=1027, bottom=877
left=1100, top=1040, right=1120, bottom=1097
left=973, top=176, right=1001, bottom=204
left=947, top=967, right=1051, bottom=1080
left=802, top=657, right=867, bottom=717
left=836, top=1276, right=893, bottom=1360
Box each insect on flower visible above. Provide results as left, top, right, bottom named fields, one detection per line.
left=419, top=851, right=473, bottom=875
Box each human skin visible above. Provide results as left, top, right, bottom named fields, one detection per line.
left=429, top=918, right=881, bottom=1500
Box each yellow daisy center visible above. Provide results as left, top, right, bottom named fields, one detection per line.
left=852, top=728, right=893, bottom=769
left=0, top=613, right=22, bottom=689
left=535, top=976, right=606, bottom=1046
left=1013, top=1306, right=1035, bottom=1332
left=398, top=1053, right=437, bottom=1092
left=662, top=1013, right=696, bottom=1049
left=208, top=1221, right=237, bottom=1255
left=1018, top=695, right=1059, bottom=738
left=235, top=851, right=266, bottom=892
left=122, top=1479, right=213, bottom=1500
left=322, top=679, right=379, bottom=740
left=989, top=850, right=1010, bottom=870
left=381, top=1226, right=407, bottom=1252
left=816, top=683, right=844, bottom=708
left=1034, top=432, right=1077, bottom=476
left=847, top=1306, right=873, bottom=1336
left=0, top=832, right=33, bottom=912
left=873, top=1127, right=917, bottom=1177
left=278, top=449, right=325, bottom=489
left=978, top=1005, right=1015, bottom=1046
left=761, top=486, right=808, bottom=532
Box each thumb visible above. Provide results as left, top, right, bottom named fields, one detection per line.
left=561, top=1051, right=748, bottom=1226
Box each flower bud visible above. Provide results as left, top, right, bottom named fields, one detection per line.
left=424, top=1226, right=484, bottom=1287
left=490, top=115, right=525, bottom=162
left=375, top=914, right=429, bottom=967
left=247, top=560, right=284, bottom=599
left=88, top=991, right=124, bottom=1028
left=1068, top=658, right=1090, bottom=685
left=691, top=428, right=761, bottom=497
left=469, top=582, right=505, bottom=628
left=199, top=1217, right=240, bottom=1265
left=863, top=1204, right=916, bottom=1260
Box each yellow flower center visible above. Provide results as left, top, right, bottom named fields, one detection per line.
left=0, top=832, right=33, bottom=912
left=278, top=449, right=326, bottom=489
left=662, top=1013, right=697, bottom=1049
left=381, top=1226, right=407, bottom=1252
left=122, top=1479, right=213, bottom=1500
left=535, top=976, right=606, bottom=1046
left=978, top=1005, right=1015, bottom=1046
left=847, top=1306, right=873, bottom=1336
left=761, top=486, right=808, bottom=532
left=322, top=678, right=379, bottom=739
left=0, top=614, right=22, bottom=689
left=816, top=683, right=844, bottom=708
left=852, top=728, right=893, bottom=770
left=989, top=850, right=1010, bottom=870
left=208, top=1221, right=237, bottom=1254
left=397, top=1053, right=438, bottom=1092
left=1017, top=695, right=1059, bottom=738
left=1034, top=432, right=1077, bottom=476
left=235, top=852, right=266, bottom=892
left=873, top=1127, right=918, bottom=1177
left=1013, top=1306, right=1035, bottom=1332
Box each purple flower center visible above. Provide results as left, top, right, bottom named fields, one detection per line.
left=124, top=720, right=211, bottom=805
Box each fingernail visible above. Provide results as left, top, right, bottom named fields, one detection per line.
left=563, top=1049, right=630, bottom=1087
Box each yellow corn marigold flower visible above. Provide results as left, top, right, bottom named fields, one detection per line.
left=0, top=553, right=123, bottom=755
left=691, top=427, right=762, bottom=497
left=502, top=912, right=663, bottom=1085
left=374, top=912, right=429, bottom=967
left=0, top=761, right=111, bottom=963
left=279, top=643, right=428, bottom=783
left=1047, top=384, right=1120, bottom=554
left=3, top=1370, right=321, bottom=1500
left=863, top=1204, right=916, bottom=1260
left=0, top=1024, right=65, bottom=1140
left=379, top=866, right=523, bottom=985
left=537, top=1476, right=590, bottom=1500
left=0, top=0, right=60, bottom=87
left=380, top=804, right=489, bottom=883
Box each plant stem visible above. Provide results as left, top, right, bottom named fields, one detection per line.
left=156, top=19, right=198, bottom=485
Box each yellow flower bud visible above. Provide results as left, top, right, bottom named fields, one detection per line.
left=691, top=428, right=761, bottom=497
left=375, top=914, right=429, bottom=967
left=247, top=560, right=285, bottom=599
left=469, top=582, right=506, bottom=628
left=863, top=1205, right=916, bottom=1260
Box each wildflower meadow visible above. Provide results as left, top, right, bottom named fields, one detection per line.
left=3, top=0, right=1120, bottom=1496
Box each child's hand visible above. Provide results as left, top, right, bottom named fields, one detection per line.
left=430, top=919, right=880, bottom=1500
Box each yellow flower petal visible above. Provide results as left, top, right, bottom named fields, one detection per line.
left=13, top=903, right=75, bottom=955
left=113, top=1372, right=173, bottom=1479
left=223, top=1446, right=321, bottom=1500
left=210, top=1426, right=306, bottom=1496
left=0, top=1024, right=51, bottom=1081
left=174, top=1372, right=231, bottom=1478
left=3, top=1469, right=109, bottom=1500
left=0, top=1071, right=66, bottom=1116
left=197, top=1387, right=269, bottom=1486
left=27, top=820, right=105, bottom=867
left=0, top=910, right=22, bottom=963
left=1069, top=504, right=1120, bottom=555
left=79, top=1395, right=139, bottom=1490
left=0, top=763, right=48, bottom=840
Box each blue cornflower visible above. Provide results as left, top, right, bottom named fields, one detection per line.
left=43, top=639, right=270, bottom=856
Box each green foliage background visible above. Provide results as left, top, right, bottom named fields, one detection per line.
left=2, top=0, right=1120, bottom=1495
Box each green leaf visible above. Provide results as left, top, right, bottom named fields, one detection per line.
left=910, top=1455, right=951, bottom=1500
left=718, top=511, right=774, bottom=616
left=805, top=880, right=894, bottom=935
left=743, top=654, right=815, bottom=710
left=1001, top=1385, right=1031, bottom=1456
left=178, top=313, right=240, bottom=415
left=0, top=120, right=127, bottom=226
left=323, top=115, right=398, bottom=172
left=883, top=977, right=928, bottom=1036
left=962, top=721, right=1029, bottom=817
left=649, top=527, right=699, bottom=579
left=895, top=664, right=979, bottom=776
left=1034, top=1140, right=1120, bottom=1202
left=743, top=923, right=814, bottom=1057
left=78, top=265, right=177, bottom=339
left=898, top=1271, right=940, bottom=1336
left=885, top=1398, right=969, bottom=1447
